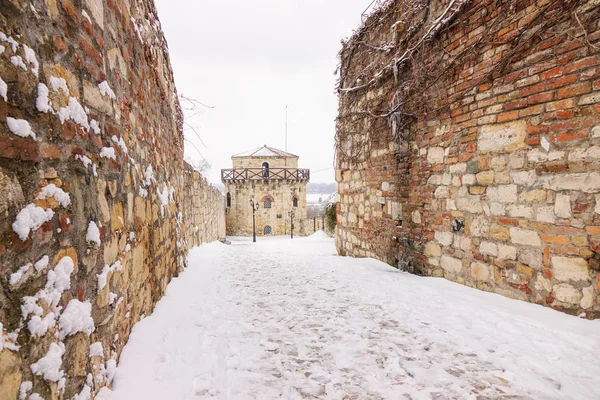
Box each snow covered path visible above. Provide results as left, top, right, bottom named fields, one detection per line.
left=111, top=235, right=600, bottom=400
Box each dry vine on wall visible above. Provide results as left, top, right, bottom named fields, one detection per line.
left=335, top=0, right=597, bottom=166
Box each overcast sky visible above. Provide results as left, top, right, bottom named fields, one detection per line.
left=154, top=0, right=373, bottom=184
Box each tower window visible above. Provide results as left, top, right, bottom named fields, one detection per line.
left=292, top=197, right=298, bottom=207
left=264, top=198, right=272, bottom=208
left=262, top=162, right=270, bottom=178
left=226, top=192, right=231, bottom=208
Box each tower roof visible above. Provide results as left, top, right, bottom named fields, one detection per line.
left=232, top=145, right=298, bottom=158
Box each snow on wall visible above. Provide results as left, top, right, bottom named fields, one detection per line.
left=0, top=1, right=224, bottom=399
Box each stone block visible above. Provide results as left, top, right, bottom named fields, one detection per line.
left=84, top=81, right=113, bottom=114
left=469, top=215, right=489, bottom=237
left=411, top=210, right=421, bottom=224
left=518, top=248, right=544, bottom=270
left=536, top=206, right=556, bottom=224
left=427, top=147, right=445, bottom=164
left=424, top=241, right=442, bottom=257
left=507, top=204, right=534, bottom=219
left=494, top=171, right=510, bottom=184
left=65, top=333, right=90, bottom=377
left=535, top=273, right=552, bottom=292
left=111, top=202, right=124, bottom=232
left=489, top=202, right=506, bottom=216
left=551, top=256, right=590, bottom=281
left=434, top=231, right=453, bottom=247
left=471, top=262, right=490, bottom=281
left=487, top=185, right=517, bottom=203
left=480, top=241, right=498, bottom=257
left=540, top=173, right=600, bottom=193
left=476, top=170, right=495, bottom=185
left=498, top=244, right=517, bottom=260
left=508, top=152, right=526, bottom=169
left=510, top=227, right=542, bottom=247
left=462, top=174, right=476, bottom=185
left=553, top=284, right=582, bottom=305
left=434, top=186, right=449, bottom=199
left=97, top=180, right=110, bottom=223
left=0, top=350, right=21, bottom=400
left=581, top=286, right=595, bottom=309
left=86, top=0, right=104, bottom=29
left=456, top=189, right=483, bottom=213
left=449, top=163, right=467, bottom=174
left=490, top=156, right=507, bottom=171
left=490, top=224, right=510, bottom=241
left=441, top=255, right=463, bottom=273
left=519, top=189, right=546, bottom=203
left=511, top=170, right=537, bottom=187
left=555, top=194, right=572, bottom=219
left=479, top=120, right=527, bottom=154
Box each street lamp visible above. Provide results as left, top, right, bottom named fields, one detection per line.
left=250, top=199, right=259, bottom=242
left=288, top=210, right=295, bottom=239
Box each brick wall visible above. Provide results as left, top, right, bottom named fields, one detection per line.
left=336, top=0, right=600, bottom=318
left=0, top=1, right=224, bottom=398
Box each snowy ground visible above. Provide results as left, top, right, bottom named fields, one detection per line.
left=111, top=234, right=600, bottom=400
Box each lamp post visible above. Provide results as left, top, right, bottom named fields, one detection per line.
left=250, top=199, right=259, bottom=242
left=288, top=210, right=295, bottom=239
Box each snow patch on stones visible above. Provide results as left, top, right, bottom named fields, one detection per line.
left=12, top=204, right=54, bottom=241
left=58, top=299, right=95, bottom=339
left=0, top=76, right=7, bottom=101
left=98, top=81, right=116, bottom=100
left=7, top=117, right=37, bottom=139
left=100, top=147, right=116, bottom=160
left=58, top=97, right=90, bottom=130
left=36, top=183, right=71, bottom=207
left=30, top=342, right=65, bottom=382
left=86, top=221, right=101, bottom=245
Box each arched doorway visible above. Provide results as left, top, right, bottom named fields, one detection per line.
left=264, top=225, right=272, bottom=235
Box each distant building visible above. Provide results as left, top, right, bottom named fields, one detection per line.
left=221, top=145, right=310, bottom=236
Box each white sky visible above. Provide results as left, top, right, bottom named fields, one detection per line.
left=154, top=0, right=373, bottom=184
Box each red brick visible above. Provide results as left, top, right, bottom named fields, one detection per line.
left=527, top=91, right=554, bottom=105
left=53, top=36, right=68, bottom=53
left=0, top=136, right=39, bottom=162
left=504, top=99, right=527, bottom=110
left=546, top=75, right=578, bottom=90
left=62, top=121, right=77, bottom=140
left=540, top=66, right=563, bottom=80
left=520, top=82, right=545, bottom=96
left=79, top=38, right=103, bottom=66
left=545, top=98, right=577, bottom=111
left=527, top=125, right=549, bottom=134
left=556, top=110, right=575, bottom=119
left=61, top=0, right=79, bottom=22
left=40, top=143, right=60, bottom=159
left=564, top=56, right=598, bottom=74
left=557, top=82, right=591, bottom=99
left=538, top=35, right=564, bottom=51
left=83, top=20, right=94, bottom=38
left=498, top=110, right=519, bottom=123
left=541, top=234, right=569, bottom=245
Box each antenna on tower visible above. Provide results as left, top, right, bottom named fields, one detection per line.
left=285, top=105, right=288, bottom=152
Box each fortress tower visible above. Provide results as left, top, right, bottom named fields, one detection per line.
left=221, top=145, right=310, bottom=236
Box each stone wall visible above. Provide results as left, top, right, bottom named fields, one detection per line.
left=0, top=1, right=224, bottom=399
left=183, top=164, right=226, bottom=248
left=336, top=0, right=600, bottom=318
